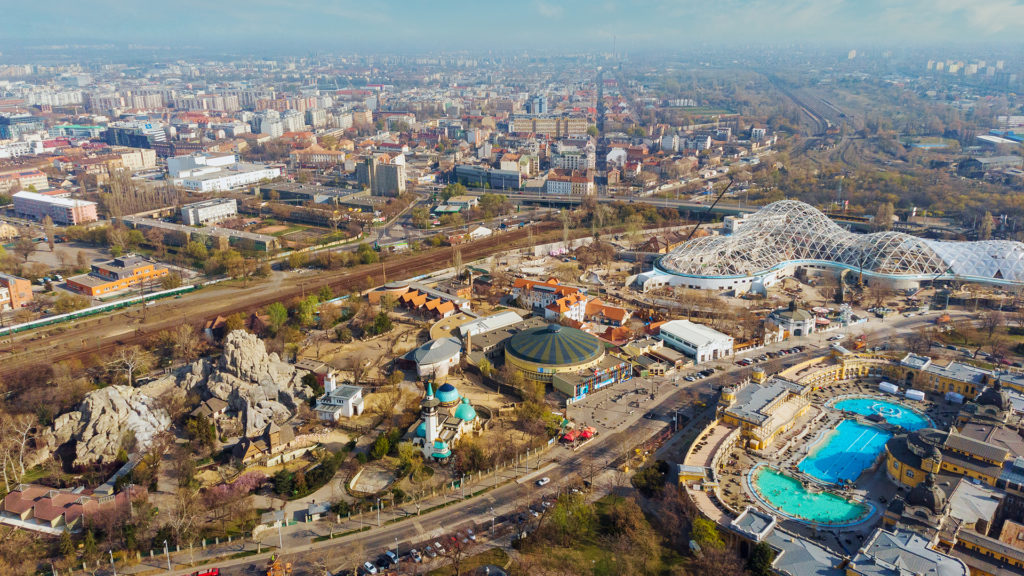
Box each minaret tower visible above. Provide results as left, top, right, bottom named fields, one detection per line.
left=422, top=383, right=440, bottom=448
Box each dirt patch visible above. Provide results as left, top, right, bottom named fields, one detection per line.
left=256, top=225, right=289, bottom=234
left=350, top=463, right=396, bottom=494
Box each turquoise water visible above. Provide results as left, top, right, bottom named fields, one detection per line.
left=834, top=398, right=930, bottom=431
left=798, top=420, right=891, bottom=484
left=750, top=466, right=868, bottom=524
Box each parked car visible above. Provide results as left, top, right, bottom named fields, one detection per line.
left=424, top=546, right=437, bottom=558
left=466, top=528, right=477, bottom=542
left=409, top=549, right=422, bottom=563
left=536, top=477, right=550, bottom=486
left=433, top=542, right=446, bottom=555
left=384, top=551, right=399, bottom=565
left=361, top=562, right=378, bottom=575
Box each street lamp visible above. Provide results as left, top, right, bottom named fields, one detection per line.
left=377, top=498, right=382, bottom=527
left=163, top=540, right=171, bottom=572
left=109, top=550, right=116, bottom=576
left=394, top=537, right=399, bottom=569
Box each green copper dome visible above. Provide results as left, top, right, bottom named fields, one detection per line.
left=506, top=324, right=603, bottom=367
left=453, top=397, right=477, bottom=422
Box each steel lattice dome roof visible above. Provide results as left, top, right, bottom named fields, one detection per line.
left=506, top=324, right=604, bottom=367
left=659, top=200, right=1024, bottom=284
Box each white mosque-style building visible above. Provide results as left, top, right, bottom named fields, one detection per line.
left=411, top=382, right=481, bottom=461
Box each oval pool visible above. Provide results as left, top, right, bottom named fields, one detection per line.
left=748, top=465, right=872, bottom=526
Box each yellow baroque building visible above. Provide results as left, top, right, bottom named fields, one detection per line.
left=718, top=374, right=810, bottom=451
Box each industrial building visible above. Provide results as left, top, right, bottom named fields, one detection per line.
left=657, top=319, right=734, bottom=364
left=180, top=198, right=238, bottom=226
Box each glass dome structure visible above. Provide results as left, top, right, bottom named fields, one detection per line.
left=659, top=200, right=1024, bottom=285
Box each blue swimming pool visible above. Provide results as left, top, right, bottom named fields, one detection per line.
left=798, top=420, right=891, bottom=484
left=749, top=465, right=871, bottom=525
left=833, top=398, right=931, bottom=431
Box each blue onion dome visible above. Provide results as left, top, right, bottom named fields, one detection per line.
left=436, top=382, right=461, bottom=407
left=454, top=397, right=477, bottom=422
left=415, top=421, right=427, bottom=438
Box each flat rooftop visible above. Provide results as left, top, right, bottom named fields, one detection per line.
left=725, top=377, right=805, bottom=425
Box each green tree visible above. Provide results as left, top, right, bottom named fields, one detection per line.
left=185, top=415, right=216, bottom=452
left=53, top=292, right=90, bottom=314
left=160, top=272, right=183, bottom=290
left=441, top=183, right=467, bottom=202
left=294, top=295, right=319, bottom=328
left=266, top=302, right=289, bottom=332
left=59, top=530, right=75, bottom=559
left=747, top=541, right=776, bottom=576
left=586, top=125, right=599, bottom=138
left=273, top=469, right=294, bottom=495
left=411, top=206, right=431, bottom=229
left=356, top=243, right=378, bottom=264
left=318, top=285, right=333, bottom=302
left=370, top=433, right=391, bottom=460
left=691, top=516, right=725, bottom=549
left=186, top=240, right=208, bottom=261
left=372, top=310, right=393, bottom=335
left=477, top=358, right=492, bottom=378
left=82, top=529, right=97, bottom=560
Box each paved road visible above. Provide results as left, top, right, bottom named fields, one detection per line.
left=114, top=306, right=973, bottom=576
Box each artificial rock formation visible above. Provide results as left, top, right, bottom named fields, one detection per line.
left=46, top=385, right=171, bottom=467
left=44, top=330, right=312, bottom=466
left=182, top=330, right=311, bottom=437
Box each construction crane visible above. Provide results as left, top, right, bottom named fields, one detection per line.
left=683, top=179, right=736, bottom=242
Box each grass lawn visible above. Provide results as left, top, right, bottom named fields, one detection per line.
left=427, top=548, right=511, bottom=576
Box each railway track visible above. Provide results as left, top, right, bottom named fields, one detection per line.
left=0, top=221, right=572, bottom=378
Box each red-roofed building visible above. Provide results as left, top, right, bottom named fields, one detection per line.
left=585, top=299, right=631, bottom=327
left=511, top=278, right=589, bottom=322
left=545, top=291, right=588, bottom=322
left=2, top=483, right=143, bottom=534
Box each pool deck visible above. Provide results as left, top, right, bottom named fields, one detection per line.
left=694, top=375, right=964, bottom=555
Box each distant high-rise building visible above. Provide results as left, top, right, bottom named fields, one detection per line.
left=357, top=154, right=406, bottom=197
left=529, top=95, right=548, bottom=115
left=0, top=113, right=44, bottom=140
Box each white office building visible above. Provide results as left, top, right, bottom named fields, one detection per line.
left=658, top=320, right=733, bottom=364
left=181, top=198, right=238, bottom=226
left=179, top=163, right=280, bottom=193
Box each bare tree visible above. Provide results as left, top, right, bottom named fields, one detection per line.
left=344, top=352, right=370, bottom=386
left=107, top=345, right=153, bottom=385
left=42, top=216, right=55, bottom=251
left=170, top=324, right=202, bottom=362
left=12, top=237, right=35, bottom=263
left=981, top=310, right=1005, bottom=341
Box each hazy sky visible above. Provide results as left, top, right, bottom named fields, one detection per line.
left=7, top=0, right=1024, bottom=51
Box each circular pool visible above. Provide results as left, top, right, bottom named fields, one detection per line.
left=832, top=397, right=932, bottom=431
